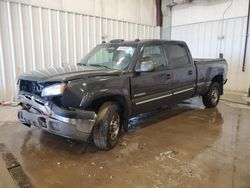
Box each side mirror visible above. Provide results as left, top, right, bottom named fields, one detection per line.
left=135, top=59, right=155, bottom=72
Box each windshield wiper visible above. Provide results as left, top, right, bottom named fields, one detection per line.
left=77, top=62, right=112, bottom=69
left=77, top=62, right=87, bottom=66
left=89, top=64, right=111, bottom=69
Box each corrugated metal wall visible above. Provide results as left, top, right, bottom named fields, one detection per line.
left=0, top=0, right=157, bottom=101
left=171, top=16, right=250, bottom=92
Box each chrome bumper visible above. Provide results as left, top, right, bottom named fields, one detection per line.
left=18, top=94, right=97, bottom=141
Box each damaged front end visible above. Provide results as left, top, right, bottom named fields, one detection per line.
left=17, top=80, right=97, bottom=141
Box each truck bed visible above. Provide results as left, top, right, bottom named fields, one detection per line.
left=194, top=58, right=228, bottom=96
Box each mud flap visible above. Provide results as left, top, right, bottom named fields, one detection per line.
left=122, top=113, right=129, bottom=132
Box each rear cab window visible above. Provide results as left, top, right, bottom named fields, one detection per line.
left=164, top=43, right=190, bottom=68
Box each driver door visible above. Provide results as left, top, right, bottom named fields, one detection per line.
left=131, top=44, right=173, bottom=115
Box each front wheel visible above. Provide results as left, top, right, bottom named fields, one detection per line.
left=202, top=82, right=221, bottom=108
left=93, top=102, right=122, bottom=150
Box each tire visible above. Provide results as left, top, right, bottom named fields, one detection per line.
left=93, top=102, right=122, bottom=150
left=202, top=82, right=221, bottom=108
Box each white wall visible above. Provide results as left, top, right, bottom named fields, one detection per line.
left=0, top=0, right=158, bottom=101
left=169, top=0, right=250, bottom=93
left=172, top=0, right=248, bottom=26
left=8, top=0, right=156, bottom=26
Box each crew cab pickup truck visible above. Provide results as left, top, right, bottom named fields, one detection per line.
left=17, top=39, right=227, bottom=149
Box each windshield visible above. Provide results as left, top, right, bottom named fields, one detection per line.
left=79, top=44, right=137, bottom=70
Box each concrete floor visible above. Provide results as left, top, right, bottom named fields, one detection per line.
left=0, top=96, right=250, bottom=188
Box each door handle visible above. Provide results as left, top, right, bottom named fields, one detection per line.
left=188, top=70, right=193, bottom=75
left=165, top=74, right=171, bottom=80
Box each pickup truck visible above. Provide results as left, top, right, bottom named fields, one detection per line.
left=17, top=39, right=228, bottom=150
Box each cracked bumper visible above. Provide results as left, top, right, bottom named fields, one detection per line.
left=17, top=94, right=97, bottom=141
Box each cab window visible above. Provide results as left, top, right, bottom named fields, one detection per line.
left=141, top=45, right=167, bottom=70
left=164, top=44, right=190, bottom=68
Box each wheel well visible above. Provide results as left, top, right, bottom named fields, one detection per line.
left=86, top=95, right=129, bottom=130
left=86, top=95, right=128, bottom=116
left=212, top=75, right=223, bottom=94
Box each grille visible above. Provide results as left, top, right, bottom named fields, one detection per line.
left=19, top=80, right=58, bottom=96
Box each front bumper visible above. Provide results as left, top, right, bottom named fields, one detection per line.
left=17, top=93, right=97, bottom=141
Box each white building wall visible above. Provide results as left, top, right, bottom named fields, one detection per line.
left=169, top=0, right=250, bottom=93
left=0, top=0, right=157, bottom=101
left=9, top=0, right=157, bottom=26
left=172, top=0, right=248, bottom=25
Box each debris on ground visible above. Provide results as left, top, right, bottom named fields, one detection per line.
left=138, top=143, right=146, bottom=150
left=1, top=101, right=11, bottom=106
left=120, top=140, right=128, bottom=146
left=119, top=137, right=130, bottom=146
left=119, top=143, right=139, bottom=156
left=66, top=139, right=74, bottom=147
left=155, top=149, right=179, bottom=161
left=0, top=101, right=20, bottom=107
left=66, top=139, right=73, bottom=143
left=10, top=102, right=20, bottom=107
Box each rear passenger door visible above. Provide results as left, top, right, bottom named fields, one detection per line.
left=164, top=43, right=195, bottom=101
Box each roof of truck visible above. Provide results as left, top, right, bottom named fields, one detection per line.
left=102, top=39, right=186, bottom=45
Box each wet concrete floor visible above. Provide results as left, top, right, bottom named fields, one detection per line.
left=0, top=97, right=250, bottom=188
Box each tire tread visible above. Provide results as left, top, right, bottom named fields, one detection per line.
left=202, top=82, right=221, bottom=108
left=93, top=102, right=120, bottom=150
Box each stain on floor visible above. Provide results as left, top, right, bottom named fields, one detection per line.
left=0, top=97, right=250, bottom=188
left=0, top=143, right=33, bottom=188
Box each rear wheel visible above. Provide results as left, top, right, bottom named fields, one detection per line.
left=202, top=82, right=221, bottom=108
left=93, top=102, right=121, bottom=150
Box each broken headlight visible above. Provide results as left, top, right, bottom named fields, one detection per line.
left=41, top=83, right=66, bottom=97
